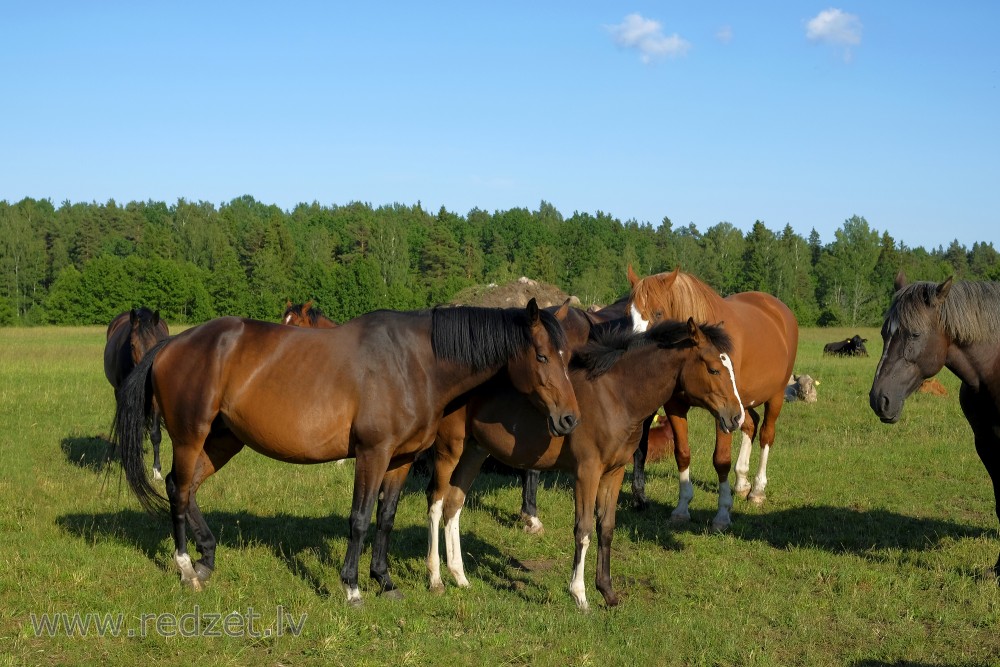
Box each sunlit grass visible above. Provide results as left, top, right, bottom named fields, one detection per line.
left=0, top=325, right=997, bottom=666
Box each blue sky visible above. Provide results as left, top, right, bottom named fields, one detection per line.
left=2, top=2, right=998, bottom=250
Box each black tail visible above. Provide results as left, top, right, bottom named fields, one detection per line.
left=112, top=338, right=170, bottom=514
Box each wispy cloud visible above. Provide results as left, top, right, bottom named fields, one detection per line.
left=716, top=25, right=733, bottom=44
left=806, top=8, right=862, bottom=61
left=607, top=13, right=691, bottom=64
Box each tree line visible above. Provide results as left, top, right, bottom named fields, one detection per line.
left=1, top=196, right=997, bottom=328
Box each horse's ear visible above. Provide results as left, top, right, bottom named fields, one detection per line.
left=627, top=265, right=641, bottom=288
left=129, top=309, right=138, bottom=325
left=152, top=310, right=160, bottom=326
left=525, top=297, right=540, bottom=324
left=686, top=317, right=703, bottom=344
left=303, top=299, right=313, bottom=314
left=285, top=298, right=292, bottom=309
left=554, top=298, right=571, bottom=322
left=894, top=270, right=908, bottom=292
left=665, top=267, right=681, bottom=288
left=935, top=276, right=953, bottom=303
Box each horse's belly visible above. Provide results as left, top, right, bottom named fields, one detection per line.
left=223, top=408, right=352, bottom=464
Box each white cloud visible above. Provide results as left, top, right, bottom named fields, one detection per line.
left=807, top=8, right=862, bottom=50
left=716, top=25, right=733, bottom=44
left=607, top=13, right=691, bottom=63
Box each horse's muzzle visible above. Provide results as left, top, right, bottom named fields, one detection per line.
left=549, top=413, right=579, bottom=436
left=870, top=390, right=902, bottom=424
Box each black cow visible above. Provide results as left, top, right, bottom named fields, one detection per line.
left=824, top=334, right=868, bottom=357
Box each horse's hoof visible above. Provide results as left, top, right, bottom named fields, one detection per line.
left=152, top=468, right=163, bottom=482
left=669, top=510, right=690, bottom=524
left=429, top=581, right=446, bottom=595
left=347, top=597, right=364, bottom=608
left=735, top=485, right=751, bottom=500
left=711, top=519, right=731, bottom=534
left=632, top=496, right=649, bottom=512
left=194, top=562, right=213, bottom=582
left=380, top=588, right=404, bottom=601
left=748, top=492, right=766, bottom=505
left=522, top=516, right=544, bottom=535
left=180, top=575, right=203, bottom=592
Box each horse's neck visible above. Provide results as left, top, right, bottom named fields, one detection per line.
left=601, top=347, right=681, bottom=420
left=945, top=340, right=996, bottom=393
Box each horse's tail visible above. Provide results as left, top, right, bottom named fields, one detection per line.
left=112, top=338, right=170, bottom=514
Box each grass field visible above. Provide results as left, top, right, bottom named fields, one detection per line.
left=1, top=325, right=998, bottom=666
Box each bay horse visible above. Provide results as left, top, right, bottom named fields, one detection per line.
left=103, top=308, right=169, bottom=479
left=428, top=318, right=744, bottom=609
left=112, top=300, right=580, bottom=604
left=282, top=299, right=338, bottom=328
left=626, top=266, right=798, bottom=531
left=870, top=272, right=1000, bottom=577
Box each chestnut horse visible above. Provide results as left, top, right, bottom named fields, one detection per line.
left=870, top=272, right=1000, bottom=577
left=104, top=308, right=169, bottom=479
left=112, top=300, right=580, bottom=604
left=428, top=318, right=744, bottom=609
left=282, top=299, right=337, bottom=328
left=627, top=266, right=798, bottom=531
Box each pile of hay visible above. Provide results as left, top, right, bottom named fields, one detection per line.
left=451, top=277, right=579, bottom=309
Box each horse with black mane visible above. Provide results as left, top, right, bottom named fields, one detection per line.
left=428, top=317, right=744, bottom=609
left=282, top=299, right=338, bottom=328
left=113, top=300, right=579, bottom=604
left=870, top=272, right=1000, bottom=578
left=104, top=308, right=169, bottom=479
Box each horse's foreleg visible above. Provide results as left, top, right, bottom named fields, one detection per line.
left=341, top=447, right=391, bottom=606
left=972, top=428, right=1000, bottom=578
left=520, top=469, right=543, bottom=534
left=631, top=414, right=653, bottom=511
left=668, top=410, right=693, bottom=522
left=569, top=467, right=598, bottom=610
left=711, top=430, right=735, bottom=533
left=595, top=466, right=626, bottom=607
left=442, top=444, right=489, bottom=588
left=370, top=460, right=412, bottom=599
left=734, top=408, right=759, bottom=499
left=749, top=398, right=784, bottom=504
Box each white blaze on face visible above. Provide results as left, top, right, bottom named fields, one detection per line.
left=630, top=303, right=650, bottom=333
left=719, top=353, right=745, bottom=426
left=283, top=313, right=293, bottom=325
left=874, top=322, right=895, bottom=379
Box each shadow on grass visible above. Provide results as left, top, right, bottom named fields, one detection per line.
left=60, top=435, right=116, bottom=472
left=851, top=661, right=994, bottom=667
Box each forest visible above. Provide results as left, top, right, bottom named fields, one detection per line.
left=1, top=195, right=997, bottom=327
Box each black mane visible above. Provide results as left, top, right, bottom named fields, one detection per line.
left=431, top=305, right=568, bottom=371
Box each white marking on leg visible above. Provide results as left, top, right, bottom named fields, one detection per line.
left=671, top=468, right=694, bottom=522
left=342, top=583, right=362, bottom=604
left=735, top=432, right=753, bottom=497
left=749, top=444, right=770, bottom=504
left=630, top=304, right=650, bottom=333
left=427, top=499, right=444, bottom=591
left=174, top=551, right=202, bottom=591
left=718, top=353, right=745, bottom=426
left=523, top=515, right=544, bottom=534
left=713, top=479, right=733, bottom=532
left=152, top=467, right=163, bottom=482
left=444, top=509, right=470, bottom=587
left=569, top=534, right=590, bottom=610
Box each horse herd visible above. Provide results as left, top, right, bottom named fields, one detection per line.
left=103, top=268, right=1000, bottom=610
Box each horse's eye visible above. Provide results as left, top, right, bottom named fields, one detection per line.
left=909, top=332, right=921, bottom=340
left=536, top=354, right=548, bottom=363
left=708, top=367, right=721, bottom=376
left=654, top=310, right=663, bottom=321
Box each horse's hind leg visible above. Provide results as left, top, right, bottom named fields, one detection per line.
left=164, top=435, right=209, bottom=591
left=185, top=432, right=244, bottom=583
left=369, top=460, right=413, bottom=599
left=749, top=396, right=785, bottom=504
left=442, top=444, right=491, bottom=588
left=594, top=465, right=626, bottom=607
left=734, top=408, right=760, bottom=499
left=520, top=469, right=544, bottom=534
left=631, top=414, right=653, bottom=511
left=341, top=446, right=392, bottom=606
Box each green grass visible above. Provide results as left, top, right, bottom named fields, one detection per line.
left=1, top=325, right=998, bottom=666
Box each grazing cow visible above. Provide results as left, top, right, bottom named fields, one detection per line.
left=824, top=335, right=868, bottom=357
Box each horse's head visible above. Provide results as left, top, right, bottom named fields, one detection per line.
left=506, top=299, right=580, bottom=437
left=282, top=299, right=312, bottom=326
left=626, top=265, right=680, bottom=332
left=869, top=273, right=953, bottom=423
left=669, top=318, right=744, bottom=433
left=129, top=308, right=166, bottom=365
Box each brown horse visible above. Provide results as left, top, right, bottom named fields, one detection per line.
left=103, top=308, right=169, bottom=479
left=113, top=300, right=580, bottom=604
left=626, top=266, right=798, bottom=531
left=428, top=318, right=744, bottom=609
left=870, top=272, right=1000, bottom=577
left=282, top=299, right=338, bottom=328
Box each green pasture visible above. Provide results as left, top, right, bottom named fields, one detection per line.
left=1, top=325, right=998, bottom=666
